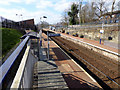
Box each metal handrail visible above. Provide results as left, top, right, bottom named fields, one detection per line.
left=10, top=40, right=31, bottom=88
left=0, top=36, right=30, bottom=87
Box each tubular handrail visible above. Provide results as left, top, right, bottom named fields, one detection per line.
left=0, top=36, right=30, bottom=86
left=10, top=40, right=30, bottom=88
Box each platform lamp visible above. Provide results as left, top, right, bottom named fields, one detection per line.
left=42, top=16, right=49, bottom=60
left=39, top=17, right=43, bottom=47
left=43, top=16, right=50, bottom=60
left=43, top=16, right=47, bottom=18
left=16, top=14, right=22, bottom=27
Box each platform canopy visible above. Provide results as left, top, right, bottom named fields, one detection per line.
left=20, top=32, right=39, bottom=39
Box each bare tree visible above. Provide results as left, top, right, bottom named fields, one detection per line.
left=80, top=2, right=97, bottom=23
left=94, top=0, right=118, bottom=18
left=62, top=0, right=119, bottom=25
left=61, top=10, right=69, bottom=26
left=117, top=1, right=120, bottom=10
left=94, top=0, right=106, bottom=18
left=78, top=0, right=83, bottom=24
left=111, top=0, right=116, bottom=13
left=88, top=2, right=96, bottom=22
left=107, top=0, right=116, bottom=18
left=81, top=4, right=89, bottom=23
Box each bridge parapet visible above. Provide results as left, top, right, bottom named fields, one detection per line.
left=11, top=40, right=37, bottom=88
left=0, top=31, right=40, bottom=89
left=0, top=36, right=30, bottom=89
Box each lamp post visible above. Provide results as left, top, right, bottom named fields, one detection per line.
left=43, top=16, right=47, bottom=28
left=39, top=17, right=42, bottom=47
left=16, top=14, right=22, bottom=27
left=42, top=16, right=49, bottom=60
left=39, top=17, right=42, bottom=30
left=39, top=16, right=49, bottom=60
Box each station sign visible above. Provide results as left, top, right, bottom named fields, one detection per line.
left=100, top=30, right=104, bottom=34
left=48, top=33, right=61, bottom=37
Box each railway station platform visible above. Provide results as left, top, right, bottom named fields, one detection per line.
left=44, top=29, right=119, bottom=53
left=61, top=32, right=119, bottom=53
left=43, top=29, right=119, bottom=61
left=33, top=42, right=68, bottom=89
left=38, top=33, right=102, bottom=89
left=1, top=30, right=117, bottom=89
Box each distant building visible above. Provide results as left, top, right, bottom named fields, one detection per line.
left=20, top=19, right=35, bottom=30
left=0, top=17, right=36, bottom=31
left=1, top=16, right=16, bottom=28
left=21, top=19, right=34, bottom=26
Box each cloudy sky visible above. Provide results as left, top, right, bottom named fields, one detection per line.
left=0, top=0, right=119, bottom=24
left=0, top=0, right=76, bottom=24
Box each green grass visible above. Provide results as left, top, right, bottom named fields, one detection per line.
left=2, top=28, right=23, bottom=57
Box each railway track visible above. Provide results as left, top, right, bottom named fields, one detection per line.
left=50, top=36, right=120, bottom=89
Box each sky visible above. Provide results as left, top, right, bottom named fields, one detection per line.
left=0, top=0, right=119, bottom=24
left=0, top=0, right=76, bottom=24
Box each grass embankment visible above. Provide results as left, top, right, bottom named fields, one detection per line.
left=2, top=28, right=23, bottom=58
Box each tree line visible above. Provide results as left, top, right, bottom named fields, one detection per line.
left=61, top=0, right=120, bottom=25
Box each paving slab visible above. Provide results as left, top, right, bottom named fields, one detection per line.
left=33, top=45, right=68, bottom=89
left=42, top=33, right=102, bottom=89
left=37, top=60, right=68, bottom=89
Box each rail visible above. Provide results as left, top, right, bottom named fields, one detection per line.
left=62, top=35, right=120, bottom=57
left=53, top=37, right=120, bottom=87
left=46, top=30, right=119, bottom=57
left=0, top=36, right=30, bottom=89
left=72, top=51, right=120, bottom=87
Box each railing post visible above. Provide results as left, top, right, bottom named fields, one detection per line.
left=37, top=38, right=39, bottom=60
left=47, top=31, right=49, bottom=60
left=38, top=30, right=42, bottom=60
left=40, top=30, right=42, bottom=47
